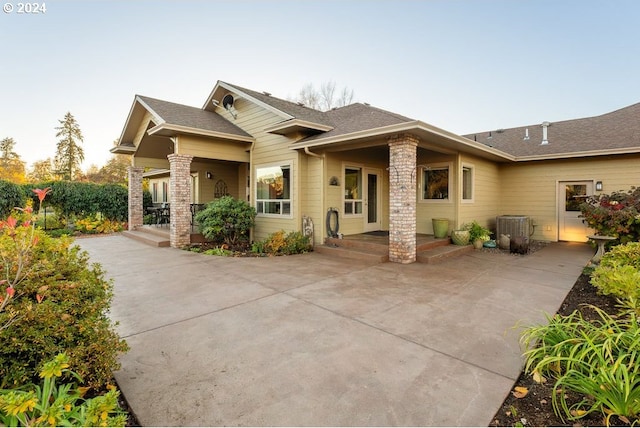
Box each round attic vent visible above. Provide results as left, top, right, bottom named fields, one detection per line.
left=222, top=94, right=234, bottom=109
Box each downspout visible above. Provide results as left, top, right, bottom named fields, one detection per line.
left=249, top=141, right=255, bottom=242
left=303, top=147, right=325, bottom=246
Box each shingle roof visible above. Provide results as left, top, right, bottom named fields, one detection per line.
left=137, top=95, right=251, bottom=138
left=300, top=103, right=415, bottom=142
left=224, top=83, right=330, bottom=126
left=465, top=103, right=640, bottom=157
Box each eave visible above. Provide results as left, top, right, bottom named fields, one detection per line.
left=265, top=119, right=334, bottom=136
left=147, top=123, right=255, bottom=143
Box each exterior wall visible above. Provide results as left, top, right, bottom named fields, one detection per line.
left=457, top=154, right=502, bottom=231
left=499, top=154, right=640, bottom=241
left=218, top=96, right=301, bottom=242
left=190, top=160, right=242, bottom=203
left=299, top=154, right=324, bottom=246
left=177, top=135, right=250, bottom=163
left=416, top=152, right=457, bottom=235
left=324, top=149, right=390, bottom=237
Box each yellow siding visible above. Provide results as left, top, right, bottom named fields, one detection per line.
left=133, top=112, right=154, bottom=147
left=177, top=135, right=250, bottom=162
left=223, top=97, right=301, bottom=241
left=133, top=157, right=169, bottom=169
left=416, top=153, right=456, bottom=234
left=190, top=160, right=242, bottom=203
left=499, top=155, right=640, bottom=241
left=457, top=154, right=501, bottom=231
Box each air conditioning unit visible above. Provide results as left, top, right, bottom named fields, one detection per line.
left=496, top=215, right=531, bottom=239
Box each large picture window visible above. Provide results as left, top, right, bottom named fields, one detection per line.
left=344, top=167, right=363, bottom=215
left=422, top=164, right=450, bottom=201
left=256, top=164, right=291, bottom=216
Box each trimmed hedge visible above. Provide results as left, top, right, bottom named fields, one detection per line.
left=0, top=180, right=25, bottom=218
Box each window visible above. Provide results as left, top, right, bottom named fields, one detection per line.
left=256, top=164, right=291, bottom=216
left=462, top=165, right=474, bottom=201
left=344, top=167, right=363, bottom=215
left=422, top=164, right=450, bottom=200
left=162, top=181, right=168, bottom=203
left=152, top=183, right=158, bottom=203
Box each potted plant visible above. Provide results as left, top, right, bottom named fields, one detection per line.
left=451, top=229, right=470, bottom=245
left=465, top=220, right=491, bottom=249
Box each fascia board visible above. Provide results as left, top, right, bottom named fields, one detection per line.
left=148, top=123, right=255, bottom=143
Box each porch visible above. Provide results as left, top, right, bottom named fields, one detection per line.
left=316, top=232, right=473, bottom=264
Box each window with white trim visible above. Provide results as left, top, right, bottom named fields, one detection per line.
left=422, top=164, right=451, bottom=201
left=462, top=164, right=474, bottom=201
left=344, top=167, right=363, bottom=215
left=256, top=164, right=291, bottom=216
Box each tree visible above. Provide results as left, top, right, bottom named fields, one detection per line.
left=0, top=137, right=26, bottom=183
left=82, top=140, right=130, bottom=184
left=293, top=81, right=354, bottom=111
left=54, top=112, right=85, bottom=181
left=28, top=158, right=55, bottom=183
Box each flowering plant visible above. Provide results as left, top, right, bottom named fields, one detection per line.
left=580, top=187, right=640, bottom=244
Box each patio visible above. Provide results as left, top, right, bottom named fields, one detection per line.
left=77, top=235, right=593, bottom=426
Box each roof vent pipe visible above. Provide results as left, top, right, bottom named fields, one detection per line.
left=541, top=121, right=550, bottom=145
left=523, top=128, right=530, bottom=140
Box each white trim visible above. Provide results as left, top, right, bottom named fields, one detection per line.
left=461, top=162, right=475, bottom=203
left=418, top=162, right=454, bottom=204
left=342, top=164, right=364, bottom=218
left=147, top=123, right=255, bottom=143
left=203, top=81, right=294, bottom=121
left=255, top=162, right=293, bottom=219
left=265, top=118, right=334, bottom=134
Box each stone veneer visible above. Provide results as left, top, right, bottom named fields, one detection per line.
left=128, top=166, right=144, bottom=231
left=388, top=134, right=419, bottom=263
left=168, top=154, right=193, bottom=248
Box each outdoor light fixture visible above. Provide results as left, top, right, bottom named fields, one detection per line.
left=206, top=171, right=213, bottom=180
left=596, top=181, right=603, bottom=191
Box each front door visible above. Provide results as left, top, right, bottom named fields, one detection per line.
left=364, top=169, right=382, bottom=232
left=558, top=181, right=593, bottom=242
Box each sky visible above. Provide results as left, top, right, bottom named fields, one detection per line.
left=1, top=0, right=639, bottom=170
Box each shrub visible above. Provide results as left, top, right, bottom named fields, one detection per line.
left=0, top=207, right=128, bottom=390
left=590, top=242, right=640, bottom=316
left=580, top=187, right=640, bottom=244
left=252, top=230, right=311, bottom=255
left=195, top=196, right=256, bottom=245
left=0, top=180, right=25, bottom=219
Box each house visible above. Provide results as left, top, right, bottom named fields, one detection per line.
left=112, top=81, right=640, bottom=263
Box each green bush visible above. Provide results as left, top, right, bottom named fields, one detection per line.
left=591, top=242, right=640, bottom=316
left=23, top=182, right=128, bottom=222
left=0, top=180, right=25, bottom=219
left=195, top=196, right=256, bottom=245
left=0, top=208, right=128, bottom=390
left=252, top=230, right=311, bottom=255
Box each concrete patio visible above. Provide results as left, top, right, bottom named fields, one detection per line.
left=77, top=235, right=593, bottom=426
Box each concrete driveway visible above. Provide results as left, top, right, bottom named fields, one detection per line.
left=77, top=235, right=593, bottom=426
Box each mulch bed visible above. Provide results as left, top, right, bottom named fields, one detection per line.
left=489, top=271, right=632, bottom=427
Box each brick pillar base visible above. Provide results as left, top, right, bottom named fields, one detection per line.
left=128, top=166, right=144, bottom=231
left=168, top=154, right=193, bottom=248
left=388, top=134, right=418, bottom=263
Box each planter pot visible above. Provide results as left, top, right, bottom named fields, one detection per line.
left=432, top=218, right=449, bottom=238
left=473, top=238, right=484, bottom=249
left=451, top=230, right=470, bottom=245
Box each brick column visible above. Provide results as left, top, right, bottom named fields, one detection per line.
left=168, top=154, right=193, bottom=248
left=388, top=134, right=419, bottom=264
left=128, top=166, right=144, bottom=231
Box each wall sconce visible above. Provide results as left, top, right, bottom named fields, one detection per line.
left=206, top=171, right=213, bottom=180
left=595, top=181, right=603, bottom=191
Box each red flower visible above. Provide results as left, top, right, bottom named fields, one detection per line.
left=36, top=294, right=43, bottom=303
left=5, top=216, right=17, bottom=229
left=6, top=287, right=15, bottom=298
left=32, top=187, right=51, bottom=204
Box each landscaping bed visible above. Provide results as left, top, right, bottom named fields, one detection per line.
left=490, top=273, right=630, bottom=427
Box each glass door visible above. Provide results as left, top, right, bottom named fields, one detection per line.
left=364, top=169, right=381, bottom=232
left=558, top=181, right=593, bottom=242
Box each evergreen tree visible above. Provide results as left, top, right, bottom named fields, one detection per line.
left=0, top=137, right=26, bottom=183
left=54, top=112, right=85, bottom=180
left=28, top=158, right=55, bottom=183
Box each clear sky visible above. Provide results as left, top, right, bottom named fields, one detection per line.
left=2, top=0, right=639, bottom=170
